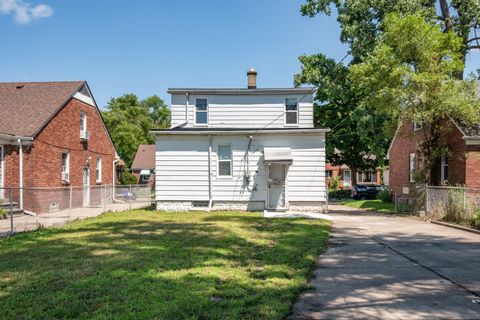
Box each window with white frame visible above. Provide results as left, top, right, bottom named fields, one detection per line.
left=441, top=153, right=448, bottom=183
left=218, top=145, right=232, bottom=177
left=285, top=98, right=298, bottom=125
left=409, top=153, right=416, bottom=183
left=359, top=170, right=376, bottom=183
left=413, top=121, right=422, bottom=131
left=61, top=152, right=70, bottom=182
left=96, top=157, right=102, bottom=183
left=80, top=112, right=87, bottom=133
left=195, top=99, right=208, bottom=125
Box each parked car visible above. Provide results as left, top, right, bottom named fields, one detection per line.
left=351, top=184, right=387, bottom=200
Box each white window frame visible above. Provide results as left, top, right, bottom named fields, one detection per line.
left=80, top=111, right=87, bottom=134
left=61, top=152, right=70, bottom=183
left=194, top=98, right=208, bottom=126
left=284, top=98, right=299, bottom=126
left=409, top=153, right=416, bottom=183
left=413, top=121, right=422, bottom=131
left=343, top=170, right=351, bottom=187
left=96, top=157, right=102, bottom=183
left=217, top=145, right=232, bottom=178
left=441, top=153, right=448, bottom=183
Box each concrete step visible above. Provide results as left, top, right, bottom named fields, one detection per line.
left=0, top=202, right=19, bottom=208
left=0, top=208, right=24, bottom=216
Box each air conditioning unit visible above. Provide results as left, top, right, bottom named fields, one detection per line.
left=80, top=130, right=90, bottom=141
left=61, top=171, right=70, bottom=182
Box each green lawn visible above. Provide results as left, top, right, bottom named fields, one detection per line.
left=0, top=210, right=330, bottom=319
left=337, top=199, right=395, bottom=213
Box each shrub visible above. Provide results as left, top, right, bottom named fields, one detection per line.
left=329, top=189, right=351, bottom=200
left=329, top=176, right=340, bottom=191
left=444, top=188, right=469, bottom=224
left=377, top=189, right=392, bottom=203
left=119, top=170, right=138, bottom=185
left=471, top=209, right=480, bottom=230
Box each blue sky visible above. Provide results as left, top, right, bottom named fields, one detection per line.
left=1, top=0, right=479, bottom=108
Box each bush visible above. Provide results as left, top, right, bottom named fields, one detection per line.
left=329, top=176, right=340, bottom=191
left=329, top=189, right=351, bottom=200
left=444, top=188, right=469, bottom=224
left=119, top=170, right=138, bottom=185
left=377, top=189, right=392, bottom=203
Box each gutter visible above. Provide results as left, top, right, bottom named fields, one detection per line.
left=151, top=128, right=331, bottom=136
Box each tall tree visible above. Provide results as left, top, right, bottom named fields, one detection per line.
left=295, top=54, right=391, bottom=185
left=349, top=14, right=480, bottom=182
left=102, top=94, right=170, bottom=167
left=301, top=0, right=480, bottom=77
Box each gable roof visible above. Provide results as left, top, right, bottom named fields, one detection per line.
left=131, top=144, right=156, bottom=170
left=0, top=81, right=84, bottom=137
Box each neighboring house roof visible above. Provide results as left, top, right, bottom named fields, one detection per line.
left=167, top=87, right=316, bottom=95
left=131, top=144, right=156, bottom=170
left=0, top=81, right=84, bottom=137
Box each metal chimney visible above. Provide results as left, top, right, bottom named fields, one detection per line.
left=247, top=68, right=257, bottom=89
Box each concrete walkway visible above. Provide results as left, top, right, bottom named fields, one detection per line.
left=0, top=202, right=149, bottom=236
left=291, top=205, right=480, bottom=320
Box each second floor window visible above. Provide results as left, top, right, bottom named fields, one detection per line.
left=195, top=99, right=208, bottom=125
left=61, top=152, right=70, bottom=182
left=285, top=98, right=298, bottom=125
left=80, top=112, right=87, bottom=132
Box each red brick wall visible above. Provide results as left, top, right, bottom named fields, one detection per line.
left=389, top=120, right=471, bottom=195
left=325, top=163, right=349, bottom=189
left=2, top=97, right=116, bottom=212
left=466, top=145, right=480, bottom=189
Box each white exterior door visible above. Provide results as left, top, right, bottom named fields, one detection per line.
left=83, top=167, right=90, bottom=206
left=0, top=145, right=3, bottom=200
left=267, top=163, right=287, bottom=210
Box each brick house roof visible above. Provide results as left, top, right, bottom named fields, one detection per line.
left=131, top=144, right=155, bottom=170
left=0, top=81, right=84, bottom=137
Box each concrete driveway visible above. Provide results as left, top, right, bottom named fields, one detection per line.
left=292, top=205, right=480, bottom=320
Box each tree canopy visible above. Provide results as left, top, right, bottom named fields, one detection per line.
left=102, top=94, right=170, bottom=167
left=301, top=0, right=480, bottom=77
left=349, top=13, right=480, bottom=182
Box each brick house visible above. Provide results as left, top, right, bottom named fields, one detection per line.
left=131, top=144, right=155, bottom=186
left=0, top=81, right=118, bottom=213
left=388, top=119, right=480, bottom=197
left=325, top=163, right=382, bottom=189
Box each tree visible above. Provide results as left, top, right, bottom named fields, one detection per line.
left=102, top=94, right=170, bottom=167
left=301, top=0, right=480, bottom=77
left=349, top=14, right=480, bottom=183
left=294, top=54, right=392, bottom=185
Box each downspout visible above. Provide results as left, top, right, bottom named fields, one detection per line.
left=17, top=139, right=23, bottom=209
left=207, top=135, right=213, bottom=211
left=112, top=157, right=120, bottom=201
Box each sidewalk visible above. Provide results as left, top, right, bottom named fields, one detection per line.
left=0, top=202, right=149, bottom=236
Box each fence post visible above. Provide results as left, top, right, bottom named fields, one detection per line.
left=9, top=188, right=13, bottom=236
left=424, top=184, right=429, bottom=215
left=129, top=185, right=132, bottom=210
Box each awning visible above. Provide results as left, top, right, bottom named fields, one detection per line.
left=140, top=169, right=151, bottom=176
left=263, top=147, right=293, bottom=164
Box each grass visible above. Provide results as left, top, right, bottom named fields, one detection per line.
left=337, top=199, right=395, bottom=213
left=0, top=209, right=330, bottom=319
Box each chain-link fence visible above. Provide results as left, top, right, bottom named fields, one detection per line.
left=424, top=186, right=480, bottom=227
left=0, top=185, right=154, bottom=237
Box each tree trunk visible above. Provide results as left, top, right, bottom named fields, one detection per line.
left=351, top=167, right=358, bottom=186
left=439, top=0, right=453, bottom=31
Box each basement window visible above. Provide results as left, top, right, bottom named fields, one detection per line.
left=192, top=201, right=209, bottom=208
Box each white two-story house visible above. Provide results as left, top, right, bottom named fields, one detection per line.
left=153, top=69, right=329, bottom=212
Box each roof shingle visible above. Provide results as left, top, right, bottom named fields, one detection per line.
left=131, top=144, right=156, bottom=170
left=0, top=81, right=84, bottom=137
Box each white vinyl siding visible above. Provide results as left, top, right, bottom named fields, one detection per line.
left=170, top=94, right=314, bottom=128
left=155, top=133, right=326, bottom=203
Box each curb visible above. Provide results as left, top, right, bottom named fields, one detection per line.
left=429, top=220, right=480, bottom=235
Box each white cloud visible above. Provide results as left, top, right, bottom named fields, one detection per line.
left=0, top=0, right=53, bottom=24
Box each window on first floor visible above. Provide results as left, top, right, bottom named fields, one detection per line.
left=96, top=157, right=102, bottom=183
left=441, top=153, right=448, bottom=183
left=325, top=170, right=333, bottom=178
left=358, top=170, right=376, bottom=183
left=218, top=145, right=232, bottom=177
left=343, top=170, right=351, bottom=187
left=409, top=153, right=416, bottom=183
left=61, top=152, right=70, bottom=182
